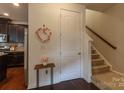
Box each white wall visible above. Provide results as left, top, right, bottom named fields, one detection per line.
left=28, top=4, right=85, bottom=89
left=86, top=4, right=124, bottom=74
left=83, top=31, right=93, bottom=82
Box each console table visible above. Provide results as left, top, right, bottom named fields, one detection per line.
left=34, top=63, right=55, bottom=89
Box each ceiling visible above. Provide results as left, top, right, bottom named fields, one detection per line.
left=85, top=3, right=116, bottom=12
left=0, top=3, right=28, bottom=23
left=0, top=3, right=116, bottom=23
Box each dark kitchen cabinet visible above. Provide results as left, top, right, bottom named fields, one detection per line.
left=8, top=25, right=25, bottom=43
left=0, top=18, right=11, bottom=34
left=17, top=26, right=24, bottom=42
left=8, top=25, right=17, bottom=42
left=0, top=24, right=8, bottom=34
left=0, top=18, right=26, bottom=43
left=6, top=52, right=24, bottom=67
left=0, top=55, right=7, bottom=81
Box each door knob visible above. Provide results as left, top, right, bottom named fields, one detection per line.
left=78, top=52, right=81, bottom=55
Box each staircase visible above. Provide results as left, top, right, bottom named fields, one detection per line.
left=91, top=47, right=124, bottom=90
left=91, top=47, right=111, bottom=75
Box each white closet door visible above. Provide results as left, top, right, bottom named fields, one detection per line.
left=60, top=10, right=81, bottom=81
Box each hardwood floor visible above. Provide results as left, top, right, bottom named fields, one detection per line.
left=0, top=67, right=99, bottom=90
left=0, top=67, right=26, bottom=90
left=33, top=79, right=99, bottom=90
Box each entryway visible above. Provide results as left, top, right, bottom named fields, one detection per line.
left=0, top=3, right=28, bottom=90
left=0, top=26, right=28, bottom=90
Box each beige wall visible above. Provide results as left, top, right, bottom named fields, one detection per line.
left=86, top=4, right=124, bottom=74
left=28, top=4, right=85, bottom=89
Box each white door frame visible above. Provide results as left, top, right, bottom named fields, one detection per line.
left=24, top=28, right=28, bottom=86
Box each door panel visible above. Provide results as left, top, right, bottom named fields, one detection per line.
left=61, top=56, right=81, bottom=81
left=60, top=10, right=81, bottom=81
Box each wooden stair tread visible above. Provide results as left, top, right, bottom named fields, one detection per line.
left=91, top=49, right=96, bottom=53
left=92, top=58, right=104, bottom=61
left=92, top=59, right=104, bottom=66
left=92, top=65, right=110, bottom=75
left=93, top=65, right=109, bottom=69
left=92, top=53, right=98, bottom=55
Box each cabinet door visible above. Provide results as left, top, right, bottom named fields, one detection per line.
left=8, top=25, right=24, bottom=43
left=7, top=52, right=24, bottom=67
left=0, top=24, right=7, bottom=34
left=8, top=25, right=17, bottom=42
left=17, top=26, right=24, bottom=42
left=0, top=55, right=7, bottom=81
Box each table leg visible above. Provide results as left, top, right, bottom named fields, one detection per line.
left=51, top=67, right=53, bottom=89
left=36, top=69, right=39, bottom=88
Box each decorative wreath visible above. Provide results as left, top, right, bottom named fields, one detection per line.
left=35, top=24, right=52, bottom=43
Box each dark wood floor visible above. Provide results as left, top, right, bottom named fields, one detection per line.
left=0, top=67, right=26, bottom=90
left=33, top=79, right=99, bottom=90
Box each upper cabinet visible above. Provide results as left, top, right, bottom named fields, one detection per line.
left=0, top=18, right=27, bottom=43
left=8, top=24, right=25, bottom=43
left=0, top=18, right=11, bottom=34
left=0, top=24, right=7, bottom=34
left=17, top=25, right=25, bottom=43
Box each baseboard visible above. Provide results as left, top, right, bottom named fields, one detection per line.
left=111, top=70, right=124, bottom=77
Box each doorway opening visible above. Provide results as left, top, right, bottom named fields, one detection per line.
left=0, top=3, right=28, bottom=90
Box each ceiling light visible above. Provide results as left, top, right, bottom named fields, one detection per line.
left=13, top=3, right=19, bottom=7
left=3, top=13, right=9, bottom=16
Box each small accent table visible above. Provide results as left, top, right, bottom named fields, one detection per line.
left=34, top=63, right=55, bottom=89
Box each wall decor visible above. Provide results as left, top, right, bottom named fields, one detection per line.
left=41, top=56, right=48, bottom=66
left=35, top=24, right=52, bottom=43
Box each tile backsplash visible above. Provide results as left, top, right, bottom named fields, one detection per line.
left=0, top=43, right=24, bottom=48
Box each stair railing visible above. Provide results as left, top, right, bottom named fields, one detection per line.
left=86, top=26, right=117, bottom=50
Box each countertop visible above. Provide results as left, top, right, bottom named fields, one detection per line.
left=4, top=47, right=24, bottom=53
left=0, top=53, right=8, bottom=56
left=4, top=50, right=24, bottom=53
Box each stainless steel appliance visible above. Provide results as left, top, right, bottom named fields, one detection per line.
left=0, top=34, right=7, bottom=42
